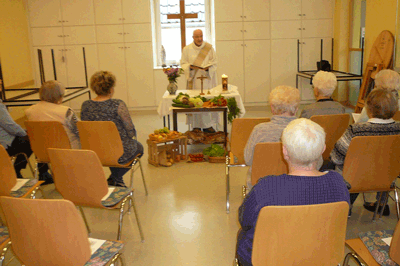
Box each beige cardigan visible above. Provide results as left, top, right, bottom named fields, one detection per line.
left=25, top=101, right=80, bottom=149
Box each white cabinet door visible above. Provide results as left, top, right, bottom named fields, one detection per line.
left=302, top=0, right=334, bottom=19
left=63, top=46, right=89, bottom=88
left=270, top=39, right=298, bottom=89
left=66, top=45, right=99, bottom=110
left=215, top=0, right=243, bottom=22
left=301, top=19, right=333, bottom=38
left=96, top=25, right=124, bottom=43
left=215, top=22, right=243, bottom=41
left=271, top=20, right=301, bottom=39
left=300, top=37, right=332, bottom=70
left=32, top=46, right=63, bottom=86
left=243, top=21, right=270, bottom=40
left=63, top=26, right=97, bottom=45
left=93, top=0, right=123, bottom=25
left=123, top=24, right=152, bottom=42
left=243, top=0, right=270, bottom=21
left=31, top=28, right=64, bottom=46
left=28, top=0, right=62, bottom=27
left=270, top=0, right=301, bottom=20
left=216, top=41, right=245, bottom=97
left=125, top=42, right=155, bottom=107
left=60, top=0, right=95, bottom=26
left=122, top=0, right=151, bottom=23
left=97, top=44, right=128, bottom=101
left=244, top=40, right=270, bottom=103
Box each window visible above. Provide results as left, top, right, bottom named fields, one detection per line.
left=152, top=0, right=213, bottom=67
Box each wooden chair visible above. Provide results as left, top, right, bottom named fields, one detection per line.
left=344, top=219, right=400, bottom=266
left=0, top=226, right=10, bottom=266
left=24, top=121, right=71, bottom=179
left=225, top=117, right=270, bottom=213
left=250, top=142, right=288, bottom=187
left=342, top=135, right=400, bottom=220
left=252, top=202, right=349, bottom=266
left=310, top=113, right=350, bottom=161
left=77, top=121, right=148, bottom=195
left=47, top=148, right=144, bottom=241
left=392, top=110, right=400, bottom=121
left=0, top=197, right=125, bottom=266
left=0, top=145, right=43, bottom=199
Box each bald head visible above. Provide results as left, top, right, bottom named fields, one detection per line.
left=193, top=29, right=203, bottom=47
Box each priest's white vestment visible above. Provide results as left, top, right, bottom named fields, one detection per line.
left=180, top=41, right=219, bottom=129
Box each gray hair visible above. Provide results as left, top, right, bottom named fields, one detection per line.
left=312, top=71, right=337, bottom=97
left=281, top=118, right=326, bottom=168
left=269, top=85, right=300, bottom=115
left=39, top=80, right=65, bottom=103
left=375, top=69, right=400, bottom=91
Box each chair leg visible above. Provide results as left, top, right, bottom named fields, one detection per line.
left=78, top=206, right=91, bottom=234
left=11, top=153, right=35, bottom=177
left=138, top=160, right=148, bottom=196
left=378, top=192, right=390, bottom=218
left=225, top=156, right=230, bottom=214
left=343, top=252, right=364, bottom=266
left=394, top=188, right=400, bottom=220
left=110, top=252, right=125, bottom=266
left=125, top=193, right=145, bottom=242
left=0, top=242, right=11, bottom=266
left=34, top=161, right=39, bottom=180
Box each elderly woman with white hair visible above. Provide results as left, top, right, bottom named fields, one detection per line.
left=356, top=69, right=400, bottom=123
left=244, top=85, right=300, bottom=189
left=236, top=119, right=350, bottom=266
left=25, top=80, right=80, bottom=149
left=300, top=70, right=345, bottom=119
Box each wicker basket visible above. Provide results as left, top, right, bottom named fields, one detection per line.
left=208, top=156, right=226, bottom=163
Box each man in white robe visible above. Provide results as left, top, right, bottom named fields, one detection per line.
left=180, top=29, right=218, bottom=132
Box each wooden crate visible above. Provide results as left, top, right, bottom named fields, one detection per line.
left=147, top=136, right=187, bottom=167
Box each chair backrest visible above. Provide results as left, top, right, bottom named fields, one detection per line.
left=77, top=121, right=124, bottom=166
left=230, top=118, right=270, bottom=164
left=343, top=135, right=400, bottom=192
left=310, top=113, right=350, bottom=161
left=25, top=121, right=71, bottom=162
left=390, top=219, right=400, bottom=263
left=48, top=148, right=109, bottom=208
left=0, top=145, right=17, bottom=196
left=0, top=197, right=91, bottom=266
left=252, top=202, right=349, bottom=266
left=392, top=110, right=400, bottom=121
left=251, top=142, right=288, bottom=186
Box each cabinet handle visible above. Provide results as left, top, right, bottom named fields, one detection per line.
left=64, top=35, right=69, bottom=37
left=298, top=14, right=302, bottom=16
left=118, top=33, right=123, bottom=35
left=243, top=16, right=247, bottom=18
left=58, top=35, right=63, bottom=37
left=243, top=30, right=247, bottom=32
left=302, top=42, right=306, bottom=44
left=240, top=15, right=243, bottom=18
left=124, top=32, right=129, bottom=35
left=122, top=18, right=125, bottom=20
left=64, top=20, right=68, bottom=23
left=58, top=20, right=62, bottom=23
left=298, top=28, right=302, bottom=30
left=302, top=28, right=305, bottom=30
left=303, top=14, right=306, bottom=16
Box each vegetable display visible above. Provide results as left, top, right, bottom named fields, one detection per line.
left=202, top=144, right=226, bottom=157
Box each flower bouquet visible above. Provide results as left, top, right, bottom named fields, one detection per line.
left=163, top=67, right=184, bottom=83
left=163, top=67, right=184, bottom=95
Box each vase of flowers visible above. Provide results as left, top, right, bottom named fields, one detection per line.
left=163, top=67, right=184, bottom=95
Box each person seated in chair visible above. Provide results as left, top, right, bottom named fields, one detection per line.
left=244, top=85, right=299, bottom=190
left=300, top=70, right=345, bottom=119
left=236, top=119, right=350, bottom=266
left=81, top=71, right=144, bottom=188
left=356, top=69, right=400, bottom=123
left=25, top=80, right=81, bottom=184
left=330, top=88, right=400, bottom=216
left=0, top=80, right=51, bottom=183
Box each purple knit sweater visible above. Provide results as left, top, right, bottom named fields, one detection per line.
left=236, top=171, right=350, bottom=266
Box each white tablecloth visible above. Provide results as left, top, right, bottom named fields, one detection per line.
left=157, top=84, right=246, bottom=118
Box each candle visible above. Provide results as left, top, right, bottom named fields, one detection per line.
left=222, top=74, right=228, bottom=91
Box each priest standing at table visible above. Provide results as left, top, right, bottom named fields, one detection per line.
left=180, top=29, right=218, bottom=133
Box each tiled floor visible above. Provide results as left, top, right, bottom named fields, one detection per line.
left=3, top=105, right=399, bottom=265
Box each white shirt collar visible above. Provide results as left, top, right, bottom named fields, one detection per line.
left=367, top=118, right=395, bottom=124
